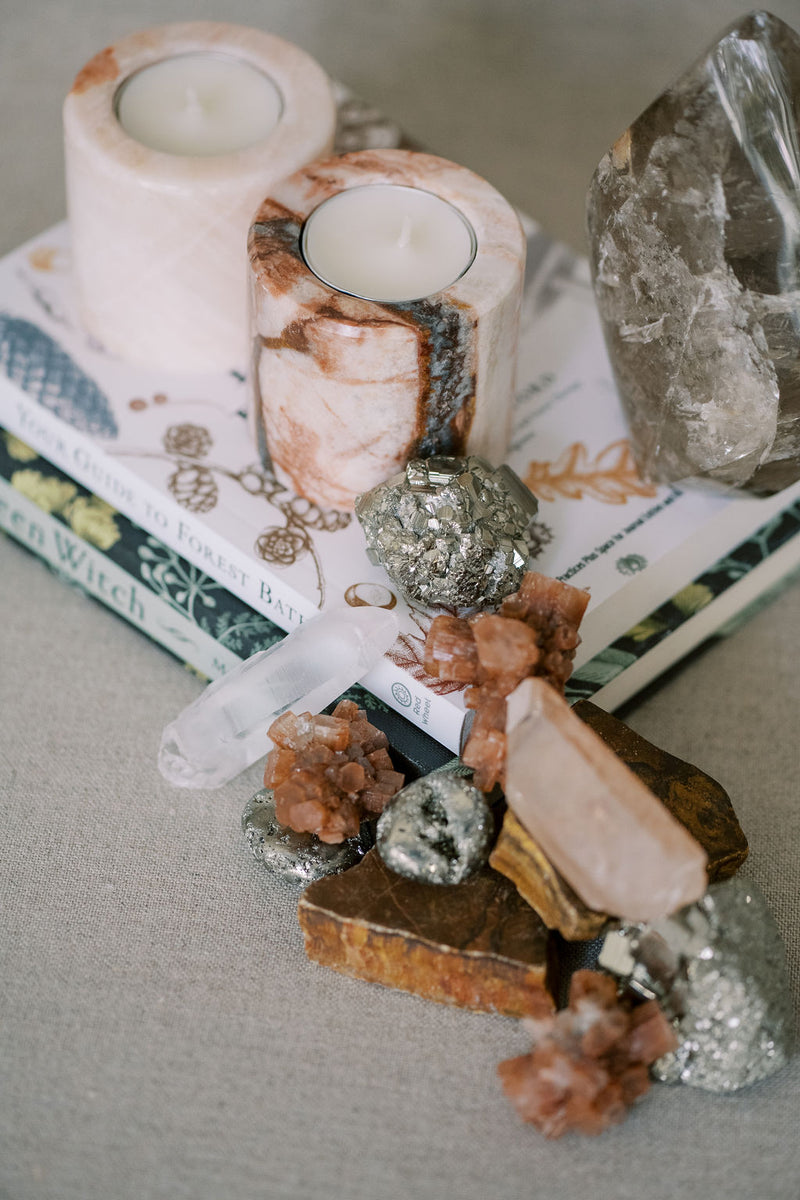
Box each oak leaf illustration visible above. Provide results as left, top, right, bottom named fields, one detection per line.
left=524, top=439, right=658, bottom=504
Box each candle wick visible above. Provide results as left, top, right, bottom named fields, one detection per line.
left=184, top=86, right=204, bottom=117
left=396, top=215, right=413, bottom=250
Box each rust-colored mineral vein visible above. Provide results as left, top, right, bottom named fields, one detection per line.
left=71, top=46, right=119, bottom=93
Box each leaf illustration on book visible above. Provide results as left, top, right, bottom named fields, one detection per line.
left=524, top=439, right=657, bottom=504
left=386, top=605, right=468, bottom=696
left=0, top=314, right=118, bottom=437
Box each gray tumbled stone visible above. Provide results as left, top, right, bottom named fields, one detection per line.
left=376, top=773, right=493, bottom=885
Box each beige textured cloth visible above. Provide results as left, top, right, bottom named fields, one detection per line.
left=1, top=3, right=798, bottom=1197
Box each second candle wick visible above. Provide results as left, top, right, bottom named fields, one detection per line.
left=396, top=214, right=413, bottom=249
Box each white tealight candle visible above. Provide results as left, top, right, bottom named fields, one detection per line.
left=301, top=185, right=476, bottom=302
left=117, top=53, right=282, bottom=157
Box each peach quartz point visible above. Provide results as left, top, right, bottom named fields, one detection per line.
left=503, top=677, right=708, bottom=922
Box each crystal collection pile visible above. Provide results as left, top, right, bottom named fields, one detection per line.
left=233, top=453, right=793, bottom=1137
left=162, top=12, right=800, bottom=1134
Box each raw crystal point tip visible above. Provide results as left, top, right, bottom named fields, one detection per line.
left=242, top=788, right=369, bottom=884
left=355, top=455, right=538, bottom=609
left=157, top=605, right=398, bottom=789
left=598, top=876, right=795, bottom=1093
left=376, top=772, right=494, bottom=885
left=587, top=11, right=800, bottom=493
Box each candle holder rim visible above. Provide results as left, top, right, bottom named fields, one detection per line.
left=112, top=50, right=286, bottom=159
left=299, top=182, right=479, bottom=304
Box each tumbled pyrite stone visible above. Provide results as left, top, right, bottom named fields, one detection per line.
left=491, top=700, right=748, bottom=939
left=297, top=849, right=557, bottom=1017
left=588, top=11, right=800, bottom=493
left=355, top=454, right=538, bottom=608
left=598, top=877, right=794, bottom=1092
left=376, top=772, right=494, bottom=885
left=242, top=788, right=369, bottom=884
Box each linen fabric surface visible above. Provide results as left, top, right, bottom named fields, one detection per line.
left=1, top=2, right=798, bottom=1198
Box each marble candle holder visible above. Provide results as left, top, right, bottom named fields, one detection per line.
left=63, top=22, right=337, bottom=371
left=247, top=150, right=526, bottom=510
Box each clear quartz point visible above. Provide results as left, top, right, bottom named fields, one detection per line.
left=158, top=605, right=399, bottom=789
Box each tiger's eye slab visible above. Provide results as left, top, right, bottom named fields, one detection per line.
left=489, top=809, right=610, bottom=942
left=297, top=848, right=557, bottom=1017
left=573, top=700, right=748, bottom=881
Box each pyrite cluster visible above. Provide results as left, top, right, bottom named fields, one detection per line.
left=355, top=455, right=538, bottom=608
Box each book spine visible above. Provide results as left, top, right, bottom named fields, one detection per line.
left=0, top=376, right=465, bottom=751
left=0, top=473, right=243, bottom=680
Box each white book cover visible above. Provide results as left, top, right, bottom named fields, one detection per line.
left=1, top=100, right=799, bottom=749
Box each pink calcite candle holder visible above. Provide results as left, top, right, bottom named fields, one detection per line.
left=63, top=22, right=337, bottom=371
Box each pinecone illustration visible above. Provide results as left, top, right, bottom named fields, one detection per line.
left=168, top=464, right=218, bottom=513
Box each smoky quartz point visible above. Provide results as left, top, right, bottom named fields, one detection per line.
left=376, top=772, right=494, bottom=885
left=354, top=455, right=538, bottom=608
left=599, top=876, right=794, bottom=1092
left=587, top=11, right=800, bottom=493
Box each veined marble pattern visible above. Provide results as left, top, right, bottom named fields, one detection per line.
left=248, top=149, right=526, bottom=509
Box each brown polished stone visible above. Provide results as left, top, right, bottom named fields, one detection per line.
left=573, top=700, right=748, bottom=881
left=490, top=809, right=609, bottom=942
left=297, top=848, right=557, bottom=1017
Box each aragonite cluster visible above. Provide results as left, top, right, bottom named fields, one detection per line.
left=587, top=10, right=800, bottom=493
left=263, top=700, right=405, bottom=843
left=355, top=455, right=539, bottom=609
left=423, top=571, right=590, bottom=790
left=498, top=970, right=678, bottom=1138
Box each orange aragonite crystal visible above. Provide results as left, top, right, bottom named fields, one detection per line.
left=498, top=970, right=677, bottom=1138
left=264, top=700, right=405, bottom=843
left=423, top=571, right=590, bottom=791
